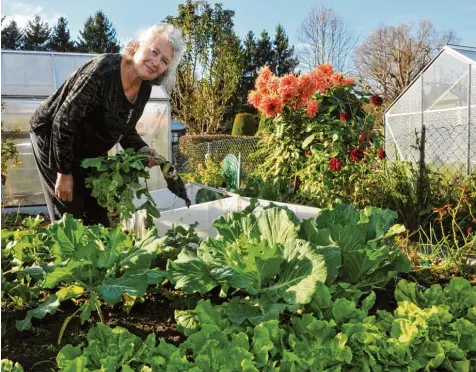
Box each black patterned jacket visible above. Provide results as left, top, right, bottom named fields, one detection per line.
left=30, top=53, right=151, bottom=174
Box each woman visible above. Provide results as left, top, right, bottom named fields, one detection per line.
left=29, top=23, right=190, bottom=226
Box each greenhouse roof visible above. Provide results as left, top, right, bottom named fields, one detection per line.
left=1, top=50, right=169, bottom=100
left=385, top=44, right=476, bottom=114
left=447, top=45, right=476, bottom=64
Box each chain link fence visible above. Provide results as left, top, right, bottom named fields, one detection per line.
left=385, top=120, right=473, bottom=179
left=173, top=137, right=264, bottom=176
left=384, top=55, right=475, bottom=179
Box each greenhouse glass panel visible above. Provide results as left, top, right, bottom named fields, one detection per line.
left=385, top=76, right=422, bottom=162
left=1, top=53, right=55, bottom=96
left=53, top=54, right=96, bottom=88
left=1, top=99, right=43, bottom=132
left=422, top=50, right=469, bottom=111
left=2, top=138, right=44, bottom=205
left=471, top=65, right=476, bottom=173
left=450, top=45, right=476, bottom=63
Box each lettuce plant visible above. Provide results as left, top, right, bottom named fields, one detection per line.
left=15, top=214, right=165, bottom=343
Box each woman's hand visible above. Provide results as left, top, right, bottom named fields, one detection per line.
left=139, top=146, right=160, bottom=168
left=55, top=173, right=74, bottom=202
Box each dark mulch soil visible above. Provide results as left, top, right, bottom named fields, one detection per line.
left=1, top=285, right=227, bottom=372
left=371, top=283, right=398, bottom=314
left=401, top=265, right=476, bottom=287
left=1, top=290, right=183, bottom=372
left=1, top=212, right=51, bottom=230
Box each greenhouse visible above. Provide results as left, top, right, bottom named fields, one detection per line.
left=384, top=44, right=476, bottom=176
left=1, top=50, right=173, bottom=207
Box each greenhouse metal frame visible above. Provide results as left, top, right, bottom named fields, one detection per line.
left=384, top=44, right=476, bottom=176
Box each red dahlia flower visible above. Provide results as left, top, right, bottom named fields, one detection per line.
left=350, top=148, right=364, bottom=162
left=262, top=96, right=284, bottom=118
left=340, top=112, right=348, bottom=122
left=370, top=95, right=383, bottom=108
left=306, top=101, right=319, bottom=117
left=328, top=157, right=342, bottom=172
left=378, top=148, right=385, bottom=160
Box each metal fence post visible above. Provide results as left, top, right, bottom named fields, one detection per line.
left=417, top=74, right=425, bottom=227
left=417, top=125, right=426, bottom=227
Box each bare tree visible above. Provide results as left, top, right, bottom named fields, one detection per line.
left=297, top=5, right=357, bottom=72
left=353, top=20, right=458, bottom=103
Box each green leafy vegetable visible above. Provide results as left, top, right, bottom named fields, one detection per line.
left=55, top=278, right=476, bottom=371
left=168, top=202, right=409, bottom=324
left=15, top=214, right=164, bottom=341
left=1, top=359, right=24, bottom=372
left=156, top=222, right=200, bottom=261
left=300, top=204, right=410, bottom=289
left=82, top=148, right=160, bottom=223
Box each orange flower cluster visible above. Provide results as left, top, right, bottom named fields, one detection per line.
left=248, top=64, right=354, bottom=118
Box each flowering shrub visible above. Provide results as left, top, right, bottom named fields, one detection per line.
left=249, top=64, right=385, bottom=207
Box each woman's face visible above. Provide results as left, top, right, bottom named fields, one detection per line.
left=133, top=36, right=174, bottom=81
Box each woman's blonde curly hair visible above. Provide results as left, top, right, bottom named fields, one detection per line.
left=123, top=23, right=184, bottom=94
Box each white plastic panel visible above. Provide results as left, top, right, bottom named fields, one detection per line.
left=1, top=53, right=56, bottom=96
left=53, top=54, right=95, bottom=88
left=1, top=98, right=43, bottom=131
left=154, top=196, right=321, bottom=238
left=2, top=138, right=45, bottom=205
left=154, top=196, right=319, bottom=238
left=449, top=45, right=476, bottom=64
left=387, top=76, right=422, bottom=116
left=150, top=85, right=168, bottom=99
left=471, top=65, right=476, bottom=174
left=423, top=50, right=469, bottom=112
left=385, top=77, right=422, bottom=162
left=128, top=184, right=321, bottom=239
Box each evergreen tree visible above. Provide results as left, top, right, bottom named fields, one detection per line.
left=77, top=10, right=120, bottom=53
left=272, top=24, right=299, bottom=76
left=49, top=16, right=76, bottom=52
left=23, top=15, right=51, bottom=51
left=235, top=31, right=257, bottom=112
left=1, top=19, right=23, bottom=50
left=255, top=30, right=274, bottom=70
left=242, top=31, right=257, bottom=81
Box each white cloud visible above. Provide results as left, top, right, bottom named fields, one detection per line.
left=2, top=2, right=63, bottom=30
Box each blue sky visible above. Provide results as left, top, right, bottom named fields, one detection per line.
left=2, top=0, right=476, bottom=49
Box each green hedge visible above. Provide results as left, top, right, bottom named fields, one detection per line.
left=231, top=113, right=257, bottom=136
